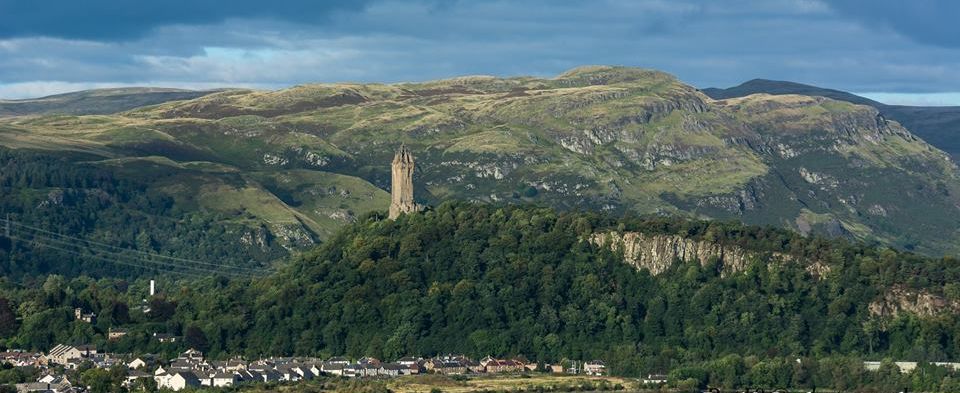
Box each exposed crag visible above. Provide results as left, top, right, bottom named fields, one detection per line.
left=591, top=231, right=756, bottom=276
left=591, top=231, right=837, bottom=281
left=869, top=286, right=960, bottom=318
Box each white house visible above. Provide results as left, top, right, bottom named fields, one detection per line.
left=583, top=360, right=606, bottom=376
left=156, top=371, right=201, bottom=391
left=642, top=374, right=668, bottom=385
left=211, top=372, right=237, bottom=387
left=128, top=358, right=147, bottom=370
left=45, top=345, right=84, bottom=366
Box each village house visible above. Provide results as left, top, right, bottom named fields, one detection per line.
left=156, top=371, right=201, bottom=391
left=107, top=328, right=128, bottom=341
left=223, top=358, right=248, bottom=372
left=307, top=363, right=323, bottom=377
left=321, top=362, right=345, bottom=376
left=0, top=350, right=40, bottom=367
left=43, top=344, right=96, bottom=367
left=515, top=355, right=538, bottom=371
left=127, top=355, right=156, bottom=370
left=73, top=308, right=95, bottom=324
left=17, top=374, right=74, bottom=393
left=123, top=370, right=152, bottom=388
left=584, top=360, right=606, bottom=376
left=641, top=374, right=668, bottom=385
left=180, top=348, right=204, bottom=361
left=34, top=342, right=606, bottom=389
left=209, top=372, right=238, bottom=387
left=378, top=363, right=404, bottom=377
left=425, top=358, right=467, bottom=375
left=87, top=352, right=122, bottom=369
left=358, top=356, right=382, bottom=367
left=481, top=356, right=525, bottom=373
left=152, top=332, right=178, bottom=343
left=15, top=380, right=75, bottom=393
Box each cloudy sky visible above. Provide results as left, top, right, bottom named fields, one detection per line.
left=1, top=0, right=958, bottom=105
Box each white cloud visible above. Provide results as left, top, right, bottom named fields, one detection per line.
left=857, top=92, right=960, bottom=107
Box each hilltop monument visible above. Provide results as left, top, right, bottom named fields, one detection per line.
left=389, top=144, right=418, bottom=219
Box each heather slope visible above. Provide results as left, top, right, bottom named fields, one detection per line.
left=1, top=66, right=959, bottom=260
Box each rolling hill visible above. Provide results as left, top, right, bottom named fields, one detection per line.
left=0, top=87, right=216, bottom=116
left=703, top=79, right=960, bottom=161
left=1, top=66, right=959, bottom=273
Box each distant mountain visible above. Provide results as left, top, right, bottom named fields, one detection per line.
left=703, top=79, right=960, bottom=160
left=2, top=66, right=960, bottom=273
left=0, top=87, right=216, bottom=116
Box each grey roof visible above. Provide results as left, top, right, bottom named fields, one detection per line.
left=381, top=363, right=404, bottom=370
left=173, top=371, right=200, bottom=383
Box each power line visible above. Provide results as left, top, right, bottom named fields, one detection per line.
left=11, top=232, right=246, bottom=277
left=4, top=219, right=272, bottom=274
left=8, top=219, right=271, bottom=272
left=2, top=219, right=275, bottom=278
left=12, top=231, right=252, bottom=277
left=7, top=234, right=212, bottom=279
left=13, top=229, right=265, bottom=277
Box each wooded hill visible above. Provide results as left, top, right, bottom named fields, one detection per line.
left=1, top=203, right=958, bottom=390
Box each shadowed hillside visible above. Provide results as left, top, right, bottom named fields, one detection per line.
left=0, top=87, right=216, bottom=116
left=703, top=79, right=960, bottom=161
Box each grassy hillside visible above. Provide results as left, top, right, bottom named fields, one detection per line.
left=0, top=87, right=216, bottom=116
left=1, top=66, right=959, bottom=261
left=702, top=78, right=960, bottom=161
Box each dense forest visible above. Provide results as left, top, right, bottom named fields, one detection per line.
left=0, top=148, right=282, bottom=279
left=1, top=202, right=959, bottom=390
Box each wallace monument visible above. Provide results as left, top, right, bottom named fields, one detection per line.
left=389, top=144, right=418, bottom=219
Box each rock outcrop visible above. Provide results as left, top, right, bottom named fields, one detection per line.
left=590, top=231, right=754, bottom=276
left=591, top=231, right=824, bottom=278
left=869, top=286, right=960, bottom=318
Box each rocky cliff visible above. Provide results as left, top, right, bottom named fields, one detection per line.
left=869, top=286, right=960, bottom=318
left=591, top=231, right=759, bottom=276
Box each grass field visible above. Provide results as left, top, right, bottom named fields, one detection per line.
left=387, top=374, right=636, bottom=393
left=224, top=374, right=642, bottom=393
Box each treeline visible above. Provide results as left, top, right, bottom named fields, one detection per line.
left=0, top=147, right=283, bottom=279
left=666, top=355, right=960, bottom=392
left=0, top=202, right=959, bottom=390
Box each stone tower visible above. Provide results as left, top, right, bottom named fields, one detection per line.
left=389, top=144, right=417, bottom=219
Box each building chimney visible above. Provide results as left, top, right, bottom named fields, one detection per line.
left=150, top=280, right=155, bottom=297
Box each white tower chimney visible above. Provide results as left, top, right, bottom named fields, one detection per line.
left=150, top=280, right=155, bottom=297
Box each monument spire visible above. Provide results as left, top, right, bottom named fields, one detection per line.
left=389, top=144, right=417, bottom=219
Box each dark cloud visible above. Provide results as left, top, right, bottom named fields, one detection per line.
left=0, top=0, right=958, bottom=100
left=0, top=0, right=371, bottom=40
left=823, top=0, right=960, bottom=48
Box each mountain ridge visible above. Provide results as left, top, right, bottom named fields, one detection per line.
left=1, top=66, right=959, bottom=270
left=702, top=78, right=960, bottom=161
left=0, top=87, right=218, bottom=116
